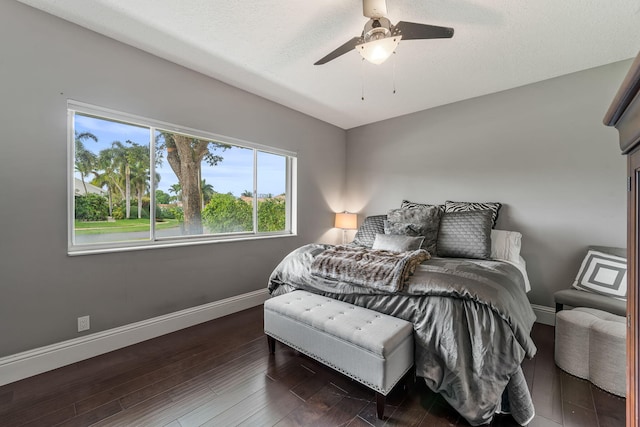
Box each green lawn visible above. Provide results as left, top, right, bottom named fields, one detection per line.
left=74, top=218, right=180, bottom=235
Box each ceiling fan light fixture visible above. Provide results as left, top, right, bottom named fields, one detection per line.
left=356, top=35, right=401, bottom=65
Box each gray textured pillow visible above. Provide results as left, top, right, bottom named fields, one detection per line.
left=437, top=210, right=493, bottom=259
left=386, top=205, right=441, bottom=255
left=372, top=234, right=425, bottom=252
left=352, top=215, right=386, bottom=248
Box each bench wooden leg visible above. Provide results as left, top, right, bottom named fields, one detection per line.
left=376, top=392, right=385, bottom=419
left=267, top=335, right=275, bottom=354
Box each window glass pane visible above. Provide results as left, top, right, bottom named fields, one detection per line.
left=155, top=130, right=254, bottom=237
left=257, top=151, right=287, bottom=232
left=73, top=113, right=152, bottom=245
left=70, top=103, right=295, bottom=254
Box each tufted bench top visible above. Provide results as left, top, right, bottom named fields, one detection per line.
left=264, top=291, right=413, bottom=357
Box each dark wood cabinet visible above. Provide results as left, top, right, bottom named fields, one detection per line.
left=604, top=51, right=640, bottom=427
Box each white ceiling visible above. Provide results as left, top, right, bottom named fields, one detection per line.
left=17, top=0, right=640, bottom=129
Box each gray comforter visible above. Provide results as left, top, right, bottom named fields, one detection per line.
left=268, top=244, right=537, bottom=426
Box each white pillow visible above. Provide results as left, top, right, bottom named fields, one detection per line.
left=491, top=229, right=522, bottom=263
left=372, top=234, right=425, bottom=252
left=572, top=250, right=627, bottom=300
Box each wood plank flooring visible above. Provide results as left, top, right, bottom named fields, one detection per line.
left=0, top=306, right=626, bottom=426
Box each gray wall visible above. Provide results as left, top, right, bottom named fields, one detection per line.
left=345, top=61, right=630, bottom=307
left=0, top=2, right=346, bottom=357
left=0, top=1, right=630, bottom=358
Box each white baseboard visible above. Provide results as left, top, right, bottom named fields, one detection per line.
left=0, top=289, right=269, bottom=387
left=532, top=304, right=556, bottom=326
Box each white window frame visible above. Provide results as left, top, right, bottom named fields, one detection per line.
left=67, top=100, right=297, bottom=255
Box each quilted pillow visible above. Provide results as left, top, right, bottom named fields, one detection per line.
left=572, top=250, right=627, bottom=300
left=372, top=234, right=425, bottom=252
left=352, top=215, right=386, bottom=248
left=444, top=200, right=502, bottom=228
left=437, top=210, right=493, bottom=259
left=386, top=205, right=441, bottom=255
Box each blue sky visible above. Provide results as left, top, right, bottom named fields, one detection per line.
left=74, top=114, right=286, bottom=197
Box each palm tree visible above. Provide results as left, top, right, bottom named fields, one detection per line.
left=102, top=141, right=132, bottom=218
left=92, top=147, right=126, bottom=217
left=126, top=142, right=151, bottom=219
left=105, top=140, right=149, bottom=219
left=168, top=183, right=182, bottom=203
left=74, top=131, right=98, bottom=195
left=130, top=163, right=148, bottom=219
left=201, top=179, right=215, bottom=208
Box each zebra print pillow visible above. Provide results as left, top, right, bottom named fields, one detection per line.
left=444, top=201, right=502, bottom=228
left=401, top=199, right=445, bottom=213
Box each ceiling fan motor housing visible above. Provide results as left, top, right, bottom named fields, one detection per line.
left=362, top=0, right=388, bottom=19
left=363, top=17, right=397, bottom=43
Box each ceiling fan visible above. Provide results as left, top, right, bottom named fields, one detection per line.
left=314, top=0, right=454, bottom=66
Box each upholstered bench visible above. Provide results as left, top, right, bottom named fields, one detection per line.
left=555, top=307, right=626, bottom=397
left=554, top=245, right=627, bottom=316
left=264, top=290, right=414, bottom=419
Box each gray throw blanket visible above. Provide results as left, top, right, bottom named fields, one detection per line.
left=310, top=245, right=430, bottom=292
left=268, top=244, right=537, bottom=426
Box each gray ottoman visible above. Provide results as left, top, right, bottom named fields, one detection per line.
left=555, top=307, right=626, bottom=397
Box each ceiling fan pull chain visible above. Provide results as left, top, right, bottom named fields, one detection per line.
left=361, top=57, right=366, bottom=101
left=392, top=51, right=397, bottom=94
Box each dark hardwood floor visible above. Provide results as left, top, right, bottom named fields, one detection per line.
left=0, top=306, right=625, bottom=426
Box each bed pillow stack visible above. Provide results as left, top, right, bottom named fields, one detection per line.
left=399, top=199, right=501, bottom=259
left=351, top=200, right=507, bottom=260
left=385, top=205, right=442, bottom=255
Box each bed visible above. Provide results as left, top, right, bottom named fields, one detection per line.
left=267, top=202, right=537, bottom=426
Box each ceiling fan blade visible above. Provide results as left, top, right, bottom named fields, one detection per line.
left=393, top=21, right=454, bottom=40
left=314, top=37, right=361, bottom=65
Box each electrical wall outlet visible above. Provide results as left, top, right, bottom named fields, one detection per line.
left=77, top=315, right=90, bottom=332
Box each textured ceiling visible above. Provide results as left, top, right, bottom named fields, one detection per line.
left=17, top=0, right=640, bottom=129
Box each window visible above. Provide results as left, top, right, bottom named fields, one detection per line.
left=69, top=101, right=296, bottom=254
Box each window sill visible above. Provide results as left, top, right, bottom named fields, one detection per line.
left=67, top=232, right=298, bottom=256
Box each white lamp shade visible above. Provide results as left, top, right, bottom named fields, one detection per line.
left=357, top=36, right=402, bottom=65
left=335, top=212, right=358, bottom=229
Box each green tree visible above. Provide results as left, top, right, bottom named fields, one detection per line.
left=155, top=190, right=171, bottom=204
left=258, top=197, right=286, bottom=232
left=202, top=193, right=252, bottom=233
left=201, top=179, right=215, bottom=208
left=92, top=145, right=126, bottom=217
left=75, top=193, right=109, bottom=221
left=168, top=183, right=182, bottom=203
left=103, top=140, right=133, bottom=218
left=99, top=140, right=151, bottom=219
left=241, top=190, right=253, bottom=197
left=127, top=142, right=151, bottom=219
left=156, top=132, right=229, bottom=235
left=74, top=131, right=98, bottom=195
